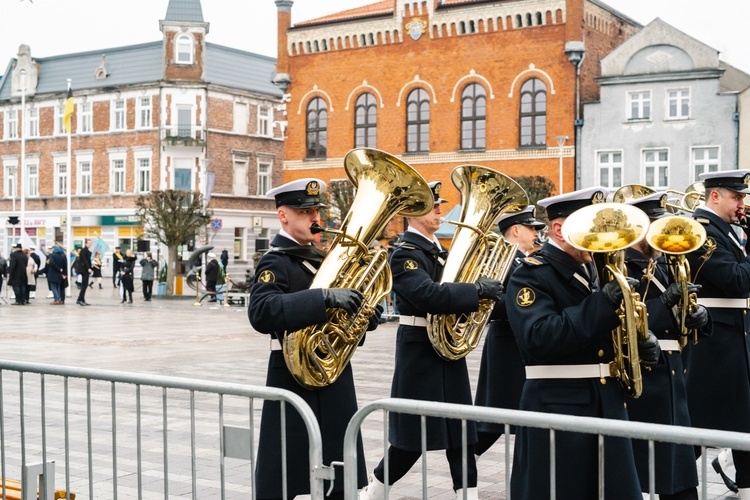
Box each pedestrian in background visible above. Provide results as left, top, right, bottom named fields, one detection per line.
left=92, top=251, right=103, bottom=289
left=28, top=244, right=40, bottom=299
left=76, top=238, right=93, bottom=306
left=112, top=246, right=123, bottom=288
left=220, top=248, right=229, bottom=271
left=0, top=251, right=7, bottom=300
left=120, top=249, right=136, bottom=304
left=205, top=252, right=220, bottom=302
left=139, top=252, right=157, bottom=301
left=8, top=243, right=28, bottom=306
left=47, top=245, right=68, bottom=305
left=24, top=248, right=37, bottom=304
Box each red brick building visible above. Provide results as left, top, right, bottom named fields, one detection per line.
left=274, top=0, right=639, bottom=213
left=0, top=0, right=284, bottom=278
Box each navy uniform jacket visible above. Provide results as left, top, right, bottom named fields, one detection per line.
left=505, top=242, right=641, bottom=500
left=388, top=230, right=480, bottom=451
left=248, top=233, right=367, bottom=498
left=625, top=248, right=699, bottom=494
left=474, top=249, right=525, bottom=434
left=685, top=208, right=750, bottom=433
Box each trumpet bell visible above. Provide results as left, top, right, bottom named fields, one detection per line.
left=645, top=215, right=706, bottom=255
left=612, top=184, right=655, bottom=203
left=562, top=203, right=650, bottom=253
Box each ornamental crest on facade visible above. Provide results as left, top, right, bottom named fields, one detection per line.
left=405, top=18, right=427, bottom=40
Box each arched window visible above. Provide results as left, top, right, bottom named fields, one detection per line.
left=460, top=83, right=486, bottom=150
left=406, top=88, right=430, bottom=153
left=519, top=78, right=547, bottom=147
left=175, top=33, right=194, bottom=64
left=306, top=97, right=327, bottom=159
left=354, top=93, right=377, bottom=148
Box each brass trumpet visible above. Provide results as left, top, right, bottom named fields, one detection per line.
left=562, top=203, right=651, bottom=398
left=612, top=183, right=704, bottom=214
left=645, top=215, right=708, bottom=347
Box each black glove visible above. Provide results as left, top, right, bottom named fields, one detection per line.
left=322, top=288, right=363, bottom=315
left=475, top=276, right=504, bottom=301
left=684, top=304, right=709, bottom=329
left=660, top=282, right=701, bottom=309
left=367, top=304, right=385, bottom=331
left=639, top=331, right=661, bottom=368
left=600, top=277, right=640, bottom=309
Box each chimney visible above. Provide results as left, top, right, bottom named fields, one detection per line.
left=273, top=0, right=294, bottom=92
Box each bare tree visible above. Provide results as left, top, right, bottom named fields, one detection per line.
left=135, top=190, right=213, bottom=295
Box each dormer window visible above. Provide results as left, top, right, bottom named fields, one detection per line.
left=175, top=33, right=194, bottom=64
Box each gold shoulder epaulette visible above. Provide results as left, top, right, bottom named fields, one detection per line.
left=695, top=217, right=710, bottom=225
left=523, top=256, right=543, bottom=266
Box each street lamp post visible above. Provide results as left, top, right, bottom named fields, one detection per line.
left=556, top=135, right=568, bottom=195
left=19, top=69, right=27, bottom=242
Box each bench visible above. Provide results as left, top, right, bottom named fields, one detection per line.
left=0, top=478, right=75, bottom=500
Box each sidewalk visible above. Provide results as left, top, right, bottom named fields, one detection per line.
left=0, top=277, right=740, bottom=499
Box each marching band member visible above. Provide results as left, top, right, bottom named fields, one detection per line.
left=474, top=205, right=545, bottom=457
left=360, top=182, right=504, bottom=500
left=685, top=170, right=750, bottom=499
left=505, top=187, right=660, bottom=500
left=623, top=192, right=710, bottom=500
left=249, top=178, right=378, bottom=500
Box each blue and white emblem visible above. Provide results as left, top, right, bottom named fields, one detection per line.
left=405, top=19, right=427, bottom=41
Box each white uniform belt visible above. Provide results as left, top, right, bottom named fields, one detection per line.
left=697, top=298, right=750, bottom=309
left=270, top=340, right=282, bottom=351
left=399, top=315, right=428, bottom=327
left=525, top=363, right=612, bottom=380
left=658, top=339, right=681, bottom=352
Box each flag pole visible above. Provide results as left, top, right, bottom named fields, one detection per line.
left=65, top=79, right=73, bottom=298
left=19, top=70, right=27, bottom=244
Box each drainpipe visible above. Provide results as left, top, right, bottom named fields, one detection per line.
left=565, top=41, right=585, bottom=189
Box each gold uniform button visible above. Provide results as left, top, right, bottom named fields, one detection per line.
left=600, top=378, right=607, bottom=385
left=624, top=402, right=627, bottom=409
left=671, top=370, right=675, bottom=376
left=683, top=369, right=687, bottom=375
left=598, top=349, right=604, bottom=358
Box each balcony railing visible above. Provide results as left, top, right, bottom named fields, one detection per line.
left=162, top=127, right=205, bottom=147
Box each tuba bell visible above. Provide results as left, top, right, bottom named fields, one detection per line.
left=613, top=183, right=704, bottom=214
left=427, top=165, right=529, bottom=361
left=283, top=148, right=433, bottom=389
left=562, top=202, right=651, bottom=398
left=645, top=215, right=708, bottom=347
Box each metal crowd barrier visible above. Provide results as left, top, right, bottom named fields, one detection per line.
left=343, top=398, right=750, bottom=500
left=0, top=360, right=327, bottom=500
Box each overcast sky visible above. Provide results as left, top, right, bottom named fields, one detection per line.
left=2, top=0, right=749, bottom=77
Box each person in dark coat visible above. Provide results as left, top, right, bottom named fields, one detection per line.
left=8, top=243, right=28, bottom=306
left=220, top=248, right=229, bottom=271
left=76, top=238, right=93, bottom=306
left=248, top=178, right=378, bottom=500
left=119, top=249, right=137, bottom=304
left=684, top=169, right=750, bottom=499
left=139, top=252, right=158, bottom=301
left=46, top=245, right=68, bottom=305
left=505, top=187, right=660, bottom=500
left=112, top=247, right=123, bottom=288
left=205, top=252, right=220, bottom=302
left=623, top=192, right=710, bottom=499
left=474, top=205, right=545, bottom=457
left=360, top=182, right=504, bottom=500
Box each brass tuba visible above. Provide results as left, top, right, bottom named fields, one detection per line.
left=283, top=148, right=433, bottom=389
left=427, top=165, right=528, bottom=361
left=562, top=203, right=651, bottom=398
left=645, top=215, right=708, bottom=347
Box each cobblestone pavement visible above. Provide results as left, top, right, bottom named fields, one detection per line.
left=0, top=280, right=740, bottom=499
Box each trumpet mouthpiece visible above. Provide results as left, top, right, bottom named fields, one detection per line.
left=310, top=223, right=325, bottom=234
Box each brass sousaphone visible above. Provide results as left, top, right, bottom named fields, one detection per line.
left=283, top=148, right=433, bottom=389
left=562, top=202, right=651, bottom=398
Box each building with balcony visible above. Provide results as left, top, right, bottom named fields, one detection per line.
left=0, top=0, right=285, bottom=278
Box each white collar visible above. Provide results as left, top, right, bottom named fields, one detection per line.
left=406, top=226, right=440, bottom=247
left=278, top=228, right=304, bottom=246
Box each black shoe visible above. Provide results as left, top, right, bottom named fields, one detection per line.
left=77, top=300, right=86, bottom=306
left=99, top=284, right=103, bottom=289
left=128, top=299, right=133, bottom=304
left=89, top=283, right=93, bottom=288
left=712, top=456, right=738, bottom=493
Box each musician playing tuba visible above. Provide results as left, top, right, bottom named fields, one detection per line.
left=621, top=192, right=710, bottom=499
left=248, top=178, right=375, bottom=499
left=360, top=181, right=504, bottom=500
left=504, top=187, right=660, bottom=500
